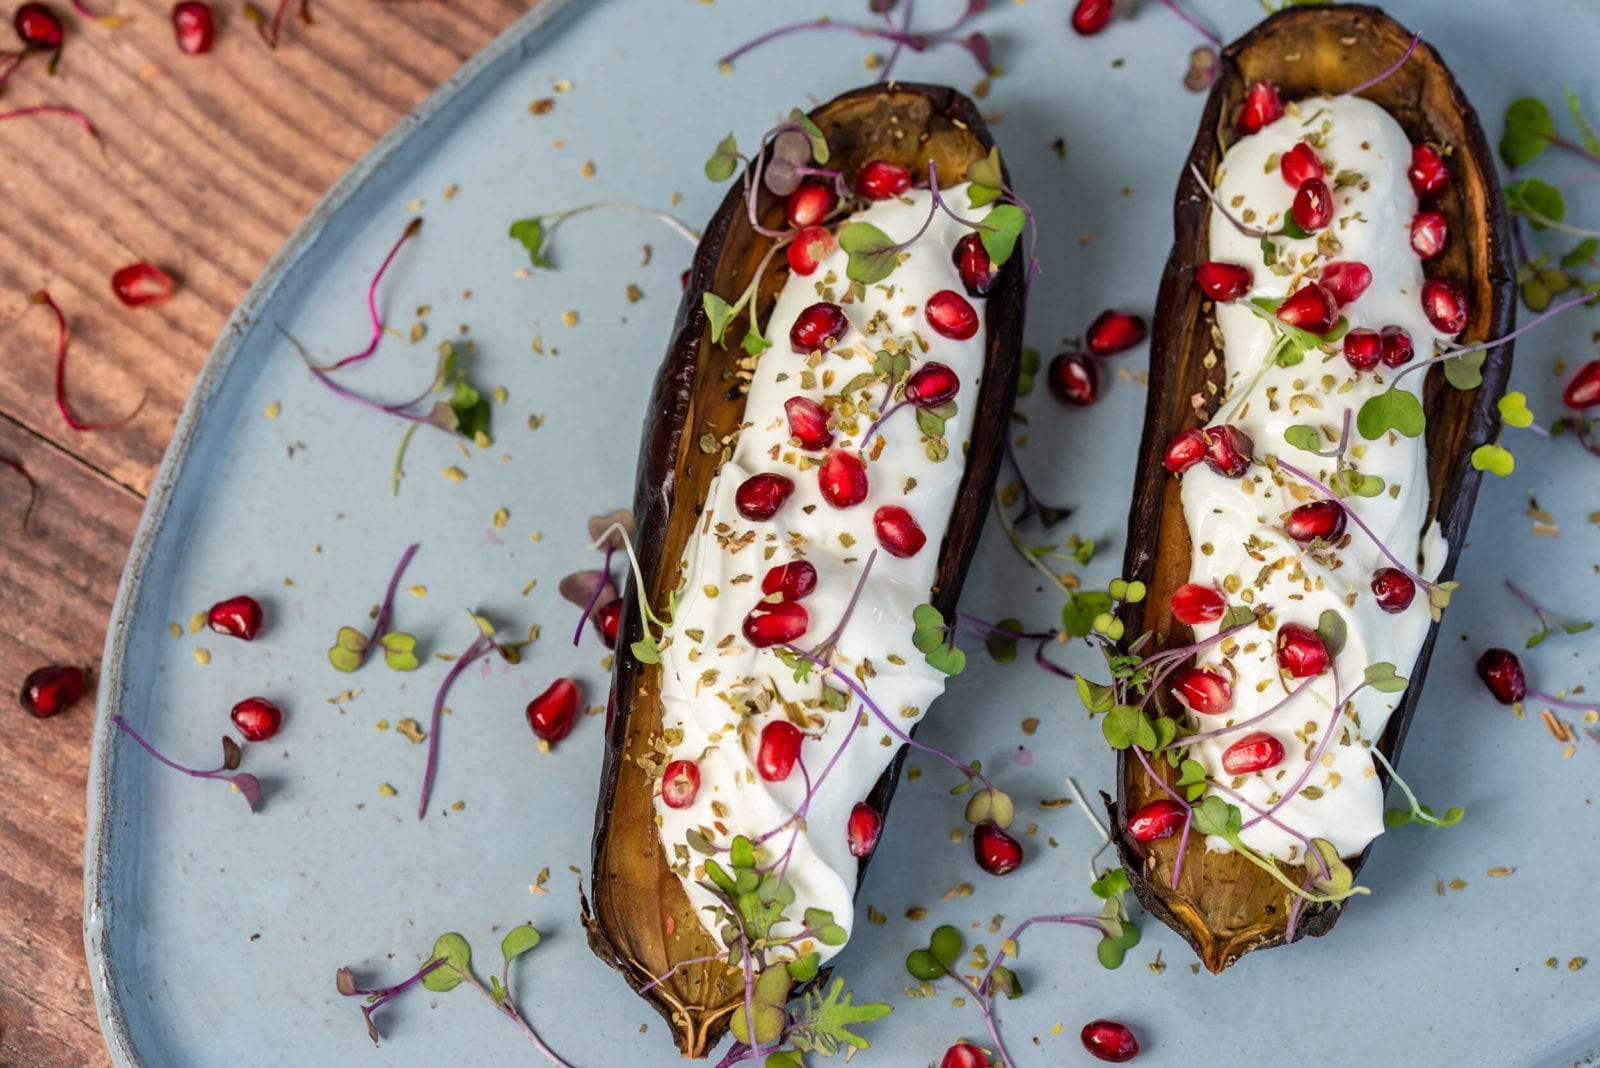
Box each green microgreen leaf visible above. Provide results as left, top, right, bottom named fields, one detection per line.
left=1356, top=387, right=1426, bottom=440
left=1565, top=83, right=1600, bottom=156
left=1280, top=215, right=1310, bottom=240
left=985, top=618, right=1023, bottom=663
left=905, top=948, right=943, bottom=982
left=1316, top=609, right=1347, bottom=658
left=630, top=637, right=661, bottom=665
left=1470, top=443, right=1515, bottom=477
left=379, top=630, right=419, bottom=672
left=421, top=933, right=472, bottom=993
left=1443, top=349, right=1486, bottom=390
left=977, top=204, right=1025, bottom=267
left=966, top=146, right=1003, bottom=200
left=1505, top=177, right=1567, bottom=230
left=929, top=924, right=963, bottom=968
left=989, top=964, right=1023, bottom=1000
left=963, top=786, right=1016, bottom=829
left=786, top=951, right=821, bottom=984
left=1017, top=346, right=1040, bottom=396
left=703, top=291, right=738, bottom=345
left=500, top=925, right=541, bottom=965
left=1362, top=661, right=1409, bottom=693
left=1501, top=97, right=1553, bottom=166
left=1076, top=675, right=1116, bottom=714
left=787, top=978, right=891, bottom=1056
left=1562, top=237, right=1600, bottom=269
left=838, top=222, right=900, bottom=285
left=1284, top=424, right=1323, bottom=452
left=1090, top=867, right=1132, bottom=901
left=508, top=218, right=553, bottom=270
left=1062, top=590, right=1113, bottom=639
left=788, top=109, right=829, bottom=164
left=1176, top=758, right=1209, bottom=801
left=1498, top=391, right=1534, bottom=428
left=729, top=967, right=791, bottom=1047
left=705, top=133, right=740, bottom=181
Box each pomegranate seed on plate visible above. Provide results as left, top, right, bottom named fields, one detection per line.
left=1564, top=359, right=1600, bottom=409
left=973, top=821, right=1023, bottom=875
left=1476, top=648, right=1526, bottom=704
left=1070, top=0, right=1114, bottom=35
left=593, top=599, right=621, bottom=648
left=1081, top=1018, right=1140, bottom=1063
left=526, top=678, right=580, bottom=743
left=1047, top=352, right=1099, bottom=406
left=1086, top=309, right=1147, bottom=356
left=230, top=697, right=282, bottom=742
left=940, top=1041, right=989, bottom=1068
left=208, top=595, right=264, bottom=640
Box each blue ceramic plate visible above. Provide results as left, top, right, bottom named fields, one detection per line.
left=85, top=0, right=1600, bottom=1064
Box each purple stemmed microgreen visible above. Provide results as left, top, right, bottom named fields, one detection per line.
left=313, top=218, right=421, bottom=373
left=803, top=550, right=879, bottom=659
left=1189, top=162, right=1269, bottom=239
left=30, top=290, right=146, bottom=432
left=588, top=519, right=672, bottom=665
left=559, top=509, right=635, bottom=646
left=0, top=454, right=40, bottom=534
left=1342, top=31, right=1422, bottom=98
left=0, top=105, right=98, bottom=138
left=1500, top=88, right=1600, bottom=312
left=415, top=612, right=508, bottom=820
left=1000, top=434, right=1073, bottom=528
left=509, top=201, right=698, bottom=271
left=1507, top=579, right=1593, bottom=647
left=113, top=717, right=261, bottom=811
left=957, top=612, right=1077, bottom=681
left=716, top=0, right=990, bottom=84
left=327, top=542, right=420, bottom=673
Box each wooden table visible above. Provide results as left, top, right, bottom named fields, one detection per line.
left=0, top=2, right=526, bottom=1060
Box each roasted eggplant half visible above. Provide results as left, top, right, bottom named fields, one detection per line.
left=583, top=83, right=1024, bottom=1056
left=1111, top=4, right=1515, bottom=973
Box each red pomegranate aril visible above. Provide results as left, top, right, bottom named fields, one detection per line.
left=230, top=697, right=283, bottom=742
left=1291, top=177, right=1334, bottom=233
left=1408, top=143, right=1450, bottom=197
left=1171, top=667, right=1233, bottom=715
left=1203, top=425, right=1254, bottom=477
left=756, top=720, right=804, bottom=781
left=1070, top=0, right=1113, bottom=35
left=786, top=225, right=835, bottom=277
left=761, top=560, right=818, bottom=601
left=786, top=180, right=837, bottom=228
left=1370, top=568, right=1416, bottom=613
left=1276, top=623, right=1331, bottom=678
left=951, top=232, right=999, bottom=297
left=1279, top=142, right=1323, bottom=188
left=1476, top=648, right=1526, bottom=705
left=1321, top=260, right=1372, bottom=306
left=207, top=595, right=264, bottom=640
left=594, top=599, right=622, bottom=648
left=940, top=1041, right=989, bottom=1068
left=1284, top=500, right=1347, bottom=544
left=1561, top=359, right=1600, bottom=409
left=1410, top=211, right=1448, bottom=259
left=784, top=395, right=834, bottom=449
left=1344, top=328, right=1382, bottom=371
left=1081, top=1019, right=1140, bottom=1063
left=973, top=821, right=1023, bottom=875
left=660, top=759, right=701, bottom=809
left=735, top=472, right=794, bottom=521
left=526, top=677, right=580, bottom=743
left=1086, top=309, right=1147, bottom=356
left=925, top=289, right=979, bottom=341
left=1196, top=261, right=1252, bottom=302
left=1170, top=583, right=1226, bottom=625
left=846, top=801, right=882, bottom=858
left=1236, top=80, right=1284, bottom=134
left=854, top=159, right=911, bottom=200
left=111, top=263, right=176, bottom=307
left=1163, top=429, right=1207, bottom=474
left=743, top=600, right=809, bottom=648
left=19, top=664, right=85, bottom=717
left=790, top=301, right=850, bottom=354
left=1048, top=352, right=1099, bottom=406
left=1380, top=325, right=1415, bottom=367
left=1221, top=731, right=1285, bottom=774
left=1275, top=282, right=1338, bottom=334
left=873, top=505, right=927, bottom=558
left=1422, top=278, right=1468, bottom=334
left=817, top=449, right=868, bottom=508
left=904, top=362, right=960, bottom=407
left=1127, top=798, right=1187, bottom=843
left=14, top=3, right=62, bottom=48
left=172, top=1, right=214, bottom=55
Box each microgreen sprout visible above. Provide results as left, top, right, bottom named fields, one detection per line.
left=716, top=0, right=991, bottom=83
left=0, top=454, right=40, bottom=534
left=1189, top=162, right=1269, bottom=239
left=1002, top=432, right=1072, bottom=527
left=326, top=542, right=420, bottom=672
left=508, top=202, right=698, bottom=271
left=1341, top=31, right=1421, bottom=98
left=588, top=519, right=672, bottom=664
left=1372, top=748, right=1464, bottom=829
left=1506, top=580, right=1593, bottom=648
left=113, top=717, right=261, bottom=811
left=1500, top=88, right=1600, bottom=309
left=559, top=509, right=634, bottom=645
left=415, top=613, right=506, bottom=820
left=29, top=290, right=146, bottom=431
left=0, top=105, right=97, bottom=138
left=316, top=218, right=421, bottom=372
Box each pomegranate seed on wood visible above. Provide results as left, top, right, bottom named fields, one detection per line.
left=660, top=759, right=701, bottom=809
left=1221, top=731, right=1285, bottom=774
left=111, top=263, right=176, bottom=307
left=973, top=821, right=1023, bottom=875
left=756, top=720, right=804, bottom=781
left=14, top=3, right=62, bottom=48
left=1047, top=352, right=1099, bottom=406
left=1127, top=798, right=1187, bottom=843
left=925, top=289, right=979, bottom=340
left=19, top=664, right=85, bottom=717
left=526, top=678, right=580, bottom=743
left=171, top=1, right=214, bottom=55
left=743, top=600, right=809, bottom=648
left=230, top=697, right=283, bottom=742
left=1476, top=648, right=1526, bottom=704
left=1086, top=309, right=1147, bottom=356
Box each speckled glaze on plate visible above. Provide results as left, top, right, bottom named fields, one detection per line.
left=85, top=0, right=1600, bottom=1064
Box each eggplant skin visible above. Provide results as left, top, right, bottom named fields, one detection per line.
left=1112, top=3, right=1516, bottom=973
left=582, top=83, right=1025, bottom=1056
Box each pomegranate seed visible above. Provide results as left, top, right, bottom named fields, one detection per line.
left=786, top=226, right=836, bottom=276
left=207, top=595, right=263, bottom=641
left=19, top=664, right=85, bottom=717
left=952, top=232, right=1000, bottom=297
left=846, top=801, right=882, bottom=857
left=854, top=159, right=911, bottom=200
left=1408, top=143, right=1450, bottom=197
left=1380, top=325, right=1414, bottom=367
left=790, top=301, right=850, bottom=354
left=1276, top=623, right=1330, bottom=678
left=1163, top=429, right=1206, bottom=474
left=1203, top=425, right=1254, bottom=477
left=1284, top=500, right=1347, bottom=544
left=756, top=720, right=804, bottom=781
left=593, top=599, right=622, bottom=648
left=817, top=449, right=868, bottom=508
left=14, top=2, right=62, bottom=48
left=1344, top=328, right=1382, bottom=371
left=904, top=362, right=960, bottom=407
left=872, top=505, right=927, bottom=558
left=171, top=1, right=214, bottom=55
left=784, top=395, right=834, bottom=450
left=761, top=560, right=818, bottom=601
left=973, top=821, right=1023, bottom=875
left=1564, top=360, right=1600, bottom=409
left=111, top=263, right=176, bottom=307
left=1127, top=798, right=1187, bottom=843
left=1171, top=667, right=1233, bottom=715
left=925, top=289, right=979, bottom=340
left=1321, top=260, right=1372, bottom=306
left=743, top=600, right=809, bottom=648
left=1196, top=261, right=1252, bottom=302
left=735, top=472, right=795, bottom=521
left=230, top=697, right=283, bottom=742
left=1048, top=352, right=1099, bottom=407
left=1275, top=282, right=1338, bottom=334
left=786, top=180, right=837, bottom=228
left=680, top=269, right=691, bottom=290
left=1235, top=81, right=1284, bottom=134
left=1081, top=1019, right=1140, bottom=1063
left=940, top=1041, right=989, bottom=1068
left=1279, top=142, right=1323, bottom=187
left=660, top=759, right=701, bottom=809
left=1291, top=178, right=1333, bottom=232
left=1370, top=568, right=1416, bottom=613
left=1170, top=583, right=1225, bottom=625
left=1070, top=0, right=1113, bottom=35
left=1476, top=648, right=1526, bottom=705
left=1410, top=211, right=1448, bottom=259
left=1222, top=731, right=1285, bottom=774
left=1086, top=309, right=1147, bottom=356
left=1421, top=278, right=1468, bottom=334
left=526, top=678, right=580, bottom=743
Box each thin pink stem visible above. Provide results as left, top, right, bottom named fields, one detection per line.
left=1527, top=688, right=1600, bottom=713
left=363, top=542, right=420, bottom=667
left=1171, top=676, right=1318, bottom=748
left=1242, top=680, right=1361, bottom=831
left=1343, top=32, right=1421, bottom=98
left=1153, top=0, right=1220, bottom=45
left=0, top=105, right=96, bottom=137
left=416, top=633, right=497, bottom=820
left=1274, top=459, right=1430, bottom=589
left=1189, top=162, right=1267, bottom=238
left=1392, top=293, right=1595, bottom=386
left=319, top=218, right=423, bottom=372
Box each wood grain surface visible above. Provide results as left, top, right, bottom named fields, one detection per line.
left=0, top=1, right=528, bottom=1061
